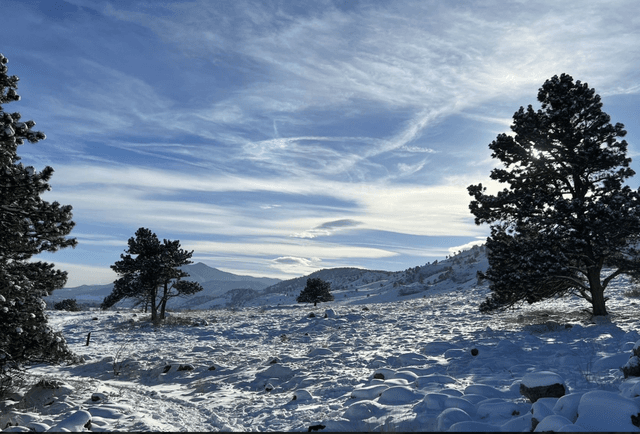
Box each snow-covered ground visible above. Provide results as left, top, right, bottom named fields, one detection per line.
left=3, top=257, right=640, bottom=431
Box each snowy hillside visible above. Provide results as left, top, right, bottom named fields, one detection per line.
left=3, top=258, right=640, bottom=431
left=45, top=246, right=489, bottom=311
left=240, top=244, right=489, bottom=308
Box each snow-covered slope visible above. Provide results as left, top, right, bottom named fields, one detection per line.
left=45, top=246, right=489, bottom=311
left=4, top=261, right=640, bottom=432
left=238, top=244, right=489, bottom=308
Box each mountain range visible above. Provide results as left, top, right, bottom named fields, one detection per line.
left=45, top=263, right=281, bottom=308
left=46, top=244, right=489, bottom=310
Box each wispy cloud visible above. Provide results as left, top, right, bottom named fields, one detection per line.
left=48, top=164, right=484, bottom=238
left=292, top=219, right=361, bottom=239
left=8, top=0, right=640, bottom=286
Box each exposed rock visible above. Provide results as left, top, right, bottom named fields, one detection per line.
left=91, top=392, right=108, bottom=402
left=622, top=356, right=640, bottom=378
left=622, top=341, right=640, bottom=378
left=308, top=312, right=316, bottom=318
left=471, top=348, right=479, bottom=356
left=208, top=365, right=216, bottom=371
left=520, top=371, right=566, bottom=403
left=520, top=383, right=566, bottom=403
left=162, top=365, right=171, bottom=374
left=324, top=309, right=336, bottom=318
left=47, top=410, right=92, bottom=432
left=177, top=364, right=194, bottom=371
left=292, top=390, right=312, bottom=401
left=373, top=372, right=385, bottom=380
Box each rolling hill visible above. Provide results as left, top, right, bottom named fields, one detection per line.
left=47, top=244, right=489, bottom=310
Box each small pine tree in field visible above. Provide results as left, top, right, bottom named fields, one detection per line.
left=54, top=299, right=81, bottom=312
left=0, top=54, right=78, bottom=391
left=102, top=227, right=203, bottom=321
left=297, top=278, right=334, bottom=307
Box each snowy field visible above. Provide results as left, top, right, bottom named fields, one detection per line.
left=3, top=276, right=640, bottom=432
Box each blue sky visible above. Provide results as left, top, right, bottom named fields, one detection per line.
left=3, top=0, right=640, bottom=287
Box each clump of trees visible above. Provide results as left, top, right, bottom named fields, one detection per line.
left=54, top=299, right=81, bottom=312
left=297, top=277, right=334, bottom=306
left=101, top=227, right=204, bottom=321
left=468, top=73, right=640, bottom=316
left=0, top=53, right=78, bottom=390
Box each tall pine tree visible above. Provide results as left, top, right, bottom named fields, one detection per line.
left=102, top=227, right=203, bottom=321
left=468, top=74, right=640, bottom=316
left=0, top=53, right=78, bottom=387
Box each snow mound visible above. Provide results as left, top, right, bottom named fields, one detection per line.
left=575, top=390, right=640, bottom=432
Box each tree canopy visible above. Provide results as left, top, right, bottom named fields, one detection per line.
left=468, top=73, right=640, bottom=316
left=0, top=53, right=78, bottom=383
left=297, top=277, right=334, bottom=306
left=102, top=227, right=203, bottom=321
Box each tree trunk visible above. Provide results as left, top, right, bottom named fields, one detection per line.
left=158, top=282, right=165, bottom=320
left=150, top=287, right=159, bottom=322
left=587, top=268, right=608, bottom=316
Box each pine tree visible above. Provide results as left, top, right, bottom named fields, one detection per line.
left=0, top=53, right=78, bottom=387
left=469, top=73, right=640, bottom=316
left=297, top=277, right=334, bottom=306
left=102, top=227, right=203, bottom=320
left=53, top=299, right=81, bottom=312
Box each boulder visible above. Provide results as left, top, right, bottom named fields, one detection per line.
left=575, top=390, right=640, bottom=431
left=622, top=356, right=640, bottom=378
left=292, top=390, right=313, bottom=401
left=520, top=371, right=566, bottom=403
left=177, top=364, right=194, bottom=371
left=436, top=408, right=471, bottom=431
left=47, top=410, right=92, bottom=432
left=91, top=392, right=108, bottom=402
left=534, top=415, right=575, bottom=432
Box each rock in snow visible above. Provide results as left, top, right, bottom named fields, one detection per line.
left=575, top=390, right=640, bottom=432
left=47, top=410, right=92, bottom=432
left=520, top=371, right=566, bottom=402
